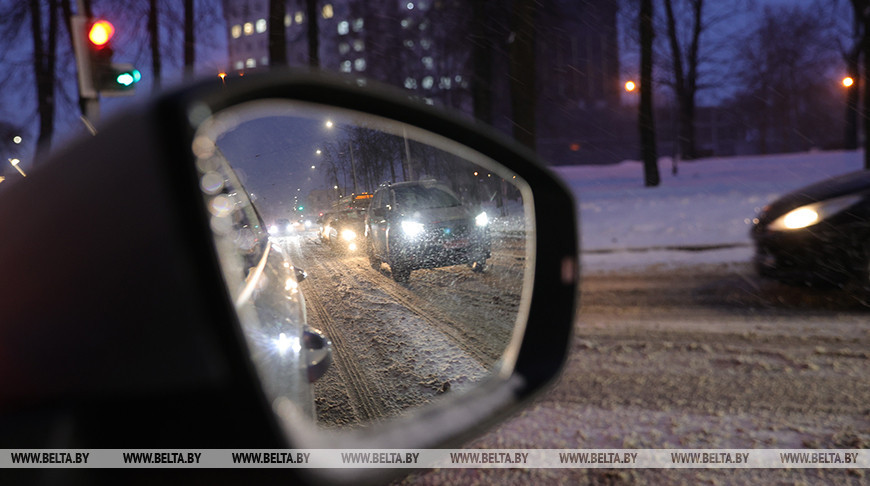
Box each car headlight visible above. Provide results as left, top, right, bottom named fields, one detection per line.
left=341, top=229, right=357, bottom=241
left=475, top=211, right=488, bottom=227
left=401, top=220, right=425, bottom=237
left=768, top=195, right=862, bottom=231
left=269, top=225, right=278, bottom=234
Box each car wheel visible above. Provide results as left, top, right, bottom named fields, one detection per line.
left=469, top=259, right=486, bottom=273
left=391, top=263, right=411, bottom=282
left=367, top=241, right=380, bottom=270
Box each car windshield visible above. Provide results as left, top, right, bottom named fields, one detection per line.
left=393, top=185, right=461, bottom=210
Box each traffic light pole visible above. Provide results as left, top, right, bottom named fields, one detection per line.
left=71, top=14, right=101, bottom=126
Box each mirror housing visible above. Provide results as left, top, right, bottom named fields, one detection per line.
left=0, top=71, right=578, bottom=481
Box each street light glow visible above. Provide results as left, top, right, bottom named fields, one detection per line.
left=12, top=136, right=21, bottom=144
left=325, top=120, right=334, bottom=128
left=843, top=76, right=855, bottom=88
left=624, top=81, right=637, bottom=92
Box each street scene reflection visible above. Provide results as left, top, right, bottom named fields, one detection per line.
left=210, top=102, right=532, bottom=427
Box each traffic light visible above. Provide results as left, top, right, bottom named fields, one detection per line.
left=71, top=15, right=140, bottom=98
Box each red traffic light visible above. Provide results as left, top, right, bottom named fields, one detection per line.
left=88, top=20, right=115, bottom=48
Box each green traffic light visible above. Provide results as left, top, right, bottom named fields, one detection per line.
left=115, top=69, right=141, bottom=87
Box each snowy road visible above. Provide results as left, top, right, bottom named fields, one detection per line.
left=273, top=230, right=528, bottom=428
left=395, top=261, right=870, bottom=484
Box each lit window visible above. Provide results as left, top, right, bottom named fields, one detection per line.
left=285, top=14, right=292, bottom=26
left=353, top=39, right=364, bottom=51
left=234, top=60, right=244, bottom=70
left=337, top=21, right=349, bottom=35
left=322, top=4, right=333, bottom=19
left=246, top=58, right=256, bottom=68
left=422, top=76, right=434, bottom=89
left=255, top=18, right=267, bottom=33
left=354, top=58, right=366, bottom=71
left=295, top=12, right=304, bottom=23
left=404, top=77, right=417, bottom=89
left=261, top=56, right=269, bottom=66
left=340, top=60, right=352, bottom=73
left=243, top=22, right=254, bottom=35
left=231, top=24, right=242, bottom=38
left=422, top=56, right=433, bottom=69
left=439, top=77, right=452, bottom=89
left=339, top=42, right=350, bottom=54
left=352, top=18, right=363, bottom=32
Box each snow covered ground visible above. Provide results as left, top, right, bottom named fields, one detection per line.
left=553, top=151, right=865, bottom=274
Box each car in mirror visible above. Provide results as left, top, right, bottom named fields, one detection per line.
left=0, top=71, right=578, bottom=484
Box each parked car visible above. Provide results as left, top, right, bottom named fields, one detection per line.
left=366, top=180, right=492, bottom=282
left=751, top=170, right=870, bottom=287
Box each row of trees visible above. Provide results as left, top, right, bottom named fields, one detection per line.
left=627, top=0, right=870, bottom=186
left=1, top=0, right=223, bottom=163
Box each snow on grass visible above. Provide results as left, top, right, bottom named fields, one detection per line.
left=553, top=151, right=864, bottom=274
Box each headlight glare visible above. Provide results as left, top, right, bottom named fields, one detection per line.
left=402, top=220, right=425, bottom=237
left=768, top=195, right=862, bottom=231
left=475, top=211, right=489, bottom=227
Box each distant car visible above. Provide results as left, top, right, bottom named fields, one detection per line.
left=321, top=209, right=366, bottom=253
left=751, top=170, right=870, bottom=286
left=365, top=180, right=491, bottom=282
left=269, top=218, right=294, bottom=236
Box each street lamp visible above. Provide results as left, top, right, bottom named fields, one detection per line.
left=843, top=76, right=855, bottom=88
left=325, top=120, right=334, bottom=129
left=12, top=135, right=21, bottom=144
left=624, top=80, right=637, bottom=92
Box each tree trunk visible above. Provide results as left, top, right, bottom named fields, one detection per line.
left=508, top=0, right=536, bottom=150
left=470, top=0, right=494, bottom=125
left=268, top=0, right=287, bottom=67
left=149, top=0, right=162, bottom=91
left=864, top=14, right=870, bottom=169
left=640, top=0, right=659, bottom=186
left=663, top=0, right=702, bottom=161
left=183, top=0, right=194, bottom=80
left=306, top=0, right=319, bottom=67
left=29, top=0, right=58, bottom=163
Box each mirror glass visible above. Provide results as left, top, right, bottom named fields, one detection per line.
left=191, top=100, right=535, bottom=430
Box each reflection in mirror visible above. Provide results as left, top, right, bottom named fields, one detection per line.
left=192, top=101, right=534, bottom=430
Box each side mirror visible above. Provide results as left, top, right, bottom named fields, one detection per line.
left=0, top=71, right=578, bottom=483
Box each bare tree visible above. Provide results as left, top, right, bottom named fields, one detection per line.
left=306, top=0, right=319, bottom=67
left=184, top=0, right=194, bottom=80
left=268, top=0, right=287, bottom=67
left=734, top=5, right=841, bottom=154
left=470, top=0, right=496, bottom=124
left=508, top=0, right=536, bottom=150
left=640, top=0, right=659, bottom=186
left=149, top=0, right=162, bottom=91
left=848, top=0, right=870, bottom=167
left=29, top=0, right=59, bottom=162
left=662, top=0, right=701, bottom=161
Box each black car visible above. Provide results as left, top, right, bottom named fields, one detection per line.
left=366, top=180, right=491, bottom=282
left=751, top=170, right=870, bottom=286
